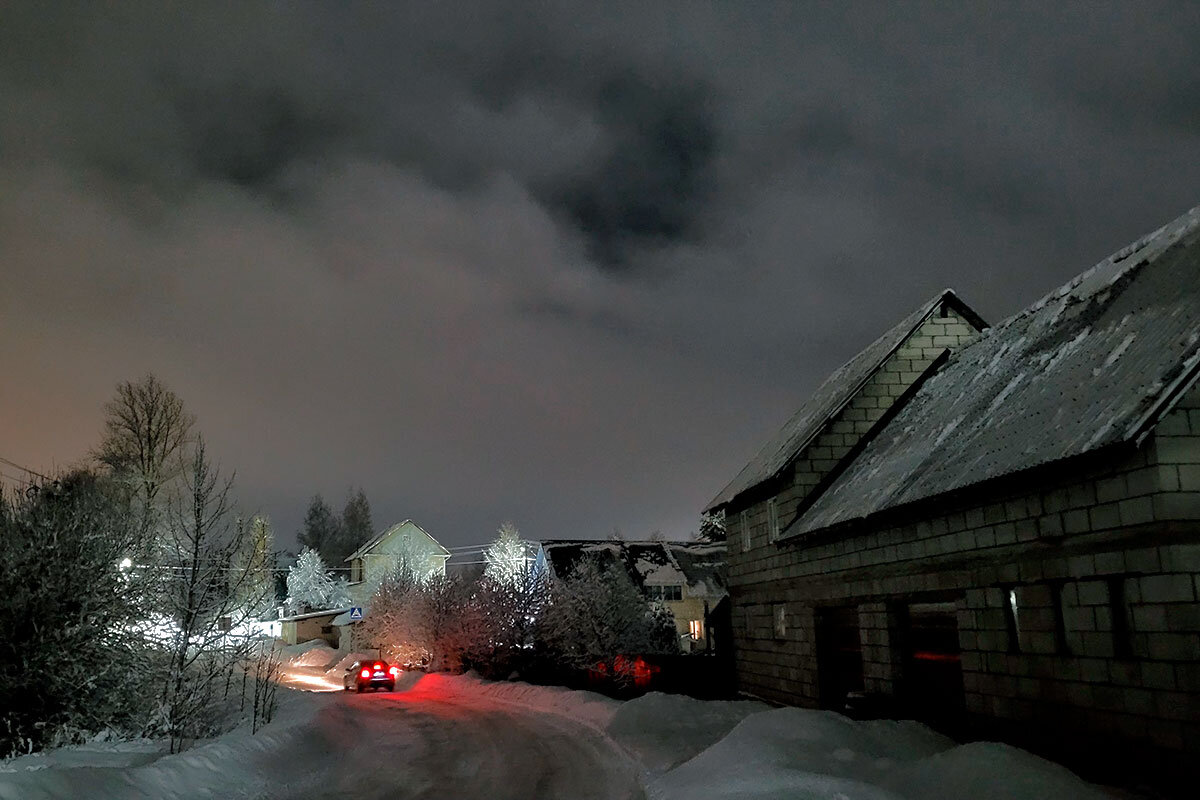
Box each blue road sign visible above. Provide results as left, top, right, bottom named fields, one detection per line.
left=348, top=606, right=364, bottom=621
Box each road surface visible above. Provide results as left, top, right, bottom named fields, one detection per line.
left=269, top=669, right=645, bottom=800
left=0, top=667, right=645, bottom=800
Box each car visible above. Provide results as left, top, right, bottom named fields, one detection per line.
left=342, top=658, right=400, bottom=692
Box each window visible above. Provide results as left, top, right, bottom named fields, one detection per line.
left=1050, top=582, right=1069, bottom=655
left=689, top=619, right=704, bottom=640
left=774, top=603, right=788, bottom=639
left=740, top=510, right=751, bottom=552
left=647, top=585, right=682, bottom=602
left=767, top=498, right=780, bottom=543
left=1107, top=577, right=1132, bottom=659
left=1003, top=588, right=1021, bottom=653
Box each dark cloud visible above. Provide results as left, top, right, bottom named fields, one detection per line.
left=2, top=1, right=1198, bottom=549
left=553, top=75, right=718, bottom=267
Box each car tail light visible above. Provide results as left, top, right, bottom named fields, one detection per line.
left=360, top=669, right=370, bottom=678
left=373, top=662, right=383, bottom=670
left=389, top=666, right=400, bottom=676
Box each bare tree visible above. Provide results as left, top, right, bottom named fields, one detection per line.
left=158, top=439, right=266, bottom=753
left=94, top=374, right=195, bottom=539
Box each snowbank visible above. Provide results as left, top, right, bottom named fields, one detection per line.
left=646, top=706, right=1110, bottom=800
left=405, top=672, right=622, bottom=732
left=324, top=651, right=375, bottom=676
left=0, top=689, right=334, bottom=800
left=606, top=692, right=768, bottom=774
left=279, top=639, right=337, bottom=668
left=1, top=672, right=1115, bottom=800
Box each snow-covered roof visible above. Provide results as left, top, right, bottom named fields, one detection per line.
left=344, top=519, right=452, bottom=562
left=279, top=607, right=351, bottom=622
left=540, top=539, right=727, bottom=598
left=789, top=204, right=1200, bottom=537
left=704, top=289, right=986, bottom=512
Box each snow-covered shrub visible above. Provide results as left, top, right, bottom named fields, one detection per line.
left=535, top=556, right=680, bottom=684
left=285, top=547, right=351, bottom=613
left=356, top=568, right=490, bottom=672
left=0, top=470, right=157, bottom=758
left=354, top=563, right=428, bottom=667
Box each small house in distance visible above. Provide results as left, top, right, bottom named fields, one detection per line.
left=344, top=520, right=451, bottom=606
left=279, top=607, right=350, bottom=647
left=540, top=539, right=727, bottom=653
left=706, top=205, right=1200, bottom=781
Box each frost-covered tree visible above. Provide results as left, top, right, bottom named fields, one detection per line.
left=0, top=470, right=154, bottom=758
left=697, top=510, right=726, bottom=543
left=297, top=495, right=343, bottom=566
left=356, top=567, right=491, bottom=673
left=355, top=563, right=425, bottom=667
left=234, top=515, right=276, bottom=620
left=286, top=547, right=351, bottom=613
left=157, top=440, right=270, bottom=753
left=484, top=521, right=528, bottom=586
left=536, top=557, right=679, bottom=683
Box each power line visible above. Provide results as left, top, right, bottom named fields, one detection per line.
left=0, top=456, right=50, bottom=481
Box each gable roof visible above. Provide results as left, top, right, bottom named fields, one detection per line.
left=790, top=205, right=1200, bottom=537
left=344, top=519, right=452, bottom=563
left=540, top=539, right=727, bottom=597
left=704, top=289, right=986, bottom=512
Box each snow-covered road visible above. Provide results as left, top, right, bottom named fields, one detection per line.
left=0, top=670, right=644, bottom=800
left=0, top=653, right=1116, bottom=800
left=266, top=675, right=644, bottom=800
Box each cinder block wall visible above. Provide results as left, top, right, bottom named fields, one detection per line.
left=725, top=382, right=1200, bottom=757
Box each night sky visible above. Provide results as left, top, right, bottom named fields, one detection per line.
left=2, top=2, right=1198, bottom=551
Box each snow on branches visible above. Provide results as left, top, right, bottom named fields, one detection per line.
left=286, top=547, right=350, bottom=613
left=484, top=521, right=530, bottom=586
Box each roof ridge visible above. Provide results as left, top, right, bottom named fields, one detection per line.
left=705, top=288, right=984, bottom=511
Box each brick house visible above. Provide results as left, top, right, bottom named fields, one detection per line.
left=705, top=206, right=1200, bottom=776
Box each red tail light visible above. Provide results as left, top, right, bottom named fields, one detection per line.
left=360, top=668, right=370, bottom=678
left=389, top=666, right=400, bottom=676
left=373, top=662, right=383, bottom=670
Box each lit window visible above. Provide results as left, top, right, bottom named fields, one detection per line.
left=689, top=619, right=703, bottom=640
left=1004, top=588, right=1021, bottom=653
left=774, top=603, right=787, bottom=639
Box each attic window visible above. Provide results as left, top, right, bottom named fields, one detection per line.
left=647, top=585, right=682, bottom=602
left=939, top=302, right=950, bottom=319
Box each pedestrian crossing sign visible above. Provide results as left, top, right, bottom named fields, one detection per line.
left=348, top=606, right=364, bottom=621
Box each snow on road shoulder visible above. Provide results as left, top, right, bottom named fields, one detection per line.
left=646, top=705, right=1112, bottom=800
left=0, top=687, right=335, bottom=800
left=403, top=672, right=622, bottom=732
left=606, top=692, right=768, bottom=774
left=279, top=639, right=338, bottom=668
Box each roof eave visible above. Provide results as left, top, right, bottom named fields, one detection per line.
left=704, top=289, right=986, bottom=514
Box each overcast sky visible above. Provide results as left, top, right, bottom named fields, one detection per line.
left=2, top=2, right=1198, bottom=552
